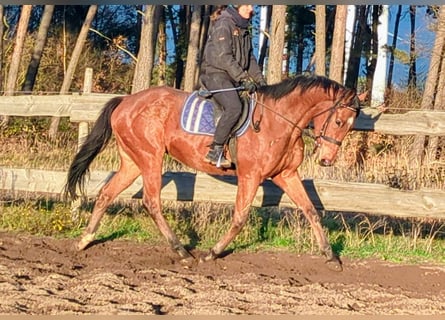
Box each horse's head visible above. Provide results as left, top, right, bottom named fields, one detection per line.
left=256, top=75, right=363, bottom=166
left=311, top=88, right=361, bottom=166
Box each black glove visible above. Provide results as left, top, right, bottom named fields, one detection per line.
left=240, top=78, right=257, bottom=94
left=258, top=79, right=267, bottom=87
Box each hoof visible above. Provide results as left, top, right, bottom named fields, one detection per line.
left=199, top=250, right=217, bottom=263
left=325, top=257, right=343, bottom=272
left=76, top=233, right=95, bottom=251
left=180, top=255, right=196, bottom=267
left=174, top=244, right=193, bottom=260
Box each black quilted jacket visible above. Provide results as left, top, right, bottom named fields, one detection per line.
left=201, top=7, right=264, bottom=84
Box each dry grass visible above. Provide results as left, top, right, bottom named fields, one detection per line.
left=300, top=130, right=445, bottom=190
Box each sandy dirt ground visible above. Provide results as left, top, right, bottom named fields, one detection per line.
left=0, top=231, right=444, bottom=315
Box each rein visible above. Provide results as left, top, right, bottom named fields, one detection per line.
left=251, top=91, right=358, bottom=147
left=251, top=93, right=305, bottom=134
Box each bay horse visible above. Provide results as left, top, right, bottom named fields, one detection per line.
left=64, top=74, right=361, bottom=272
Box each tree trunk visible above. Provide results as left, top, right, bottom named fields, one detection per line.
left=387, top=5, right=402, bottom=88
left=183, top=5, right=202, bottom=92
left=426, top=45, right=445, bottom=161
left=343, top=5, right=369, bottom=168
left=258, top=5, right=271, bottom=72
left=131, top=5, right=156, bottom=94
left=1, top=5, right=32, bottom=127
left=426, top=40, right=445, bottom=161
left=296, top=33, right=304, bottom=73
left=344, top=5, right=356, bottom=84
left=329, top=5, right=347, bottom=83
left=157, top=7, right=166, bottom=86
left=5, top=5, right=32, bottom=95
left=426, top=6, right=445, bottom=163
left=314, top=5, right=326, bottom=76
left=166, top=5, right=185, bottom=89
left=0, top=6, right=4, bottom=92
left=267, top=5, right=286, bottom=84
left=371, top=5, right=388, bottom=108
left=48, top=5, right=97, bottom=140
left=411, top=5, right=445, bottom=165
left=345, top=5, right=367, bottom=89
left=197, top=5, right=211, bottom=84
left=408, top=5, right=417, bottom=87
left=366, top=5, right=380, bottom=93
left=22, top=5, right=55, bottom=93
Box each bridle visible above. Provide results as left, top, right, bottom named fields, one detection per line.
left=313, top=94, right=360, bottom=148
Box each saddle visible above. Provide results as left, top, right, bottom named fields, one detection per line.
left=180, top=89, right=255, bottom=166
left=180, top=90, right=252, bottom=137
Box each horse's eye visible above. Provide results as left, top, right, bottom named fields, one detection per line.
left=335, top=119, right=343, bottom=127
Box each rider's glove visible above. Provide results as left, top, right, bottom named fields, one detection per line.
left=240, top=78, right=257, bottom=94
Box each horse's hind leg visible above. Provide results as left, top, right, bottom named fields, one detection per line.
left=272, top=170, right=342, bottom=272
left=77, top=150, right=140, bottom=251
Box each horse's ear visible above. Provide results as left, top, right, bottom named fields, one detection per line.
left=357, top=91, right=368, bottom=102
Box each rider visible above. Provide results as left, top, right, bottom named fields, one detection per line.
left=200, top=4, right=267, bottom=168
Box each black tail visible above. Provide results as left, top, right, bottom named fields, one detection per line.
left=64, top=96, right=123, bottom=200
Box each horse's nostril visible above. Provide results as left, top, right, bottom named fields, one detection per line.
left=320, top=159, right=332, bottom=167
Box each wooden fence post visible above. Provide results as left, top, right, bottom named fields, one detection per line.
left=72, top=68, right=93, bottom=220
left=78, top=68, right=93, bottom=150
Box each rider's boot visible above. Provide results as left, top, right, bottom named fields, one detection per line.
left=204, top=144, right=232, bottom=168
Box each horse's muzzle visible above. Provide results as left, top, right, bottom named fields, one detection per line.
left=319, top=158, right=333, bottom=167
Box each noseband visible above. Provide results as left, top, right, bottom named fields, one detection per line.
left=314, top=95, right=360, bottom=148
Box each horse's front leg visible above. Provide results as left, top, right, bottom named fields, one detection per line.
left=140, top=172, right=194, bottom=264
left=201, top=176, right=260, bottom=262
left=272, top=170, right=343, bottom=272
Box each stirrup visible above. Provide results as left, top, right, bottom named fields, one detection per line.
left=204, top=145, right=231, bottom=168
left=215, top=152, right=231, bottom=168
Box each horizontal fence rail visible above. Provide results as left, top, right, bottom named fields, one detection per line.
left=1, top=94, right=445, bottom=135
left=0, top=94, right=119, bottom=117
left=1, top=168, right=444, bottom=220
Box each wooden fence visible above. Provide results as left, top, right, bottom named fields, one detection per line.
left=1, top=90, right=445, bottom=220
left=1, top=168, right=444, bottom=220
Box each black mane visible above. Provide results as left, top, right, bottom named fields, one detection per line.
left=257, top=74, right=344, bottom=100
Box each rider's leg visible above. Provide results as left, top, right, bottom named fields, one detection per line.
left=201, top=73, right=243, bottom=168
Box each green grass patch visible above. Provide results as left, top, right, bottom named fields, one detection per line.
left=1, top=199, right=443, bottom=265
